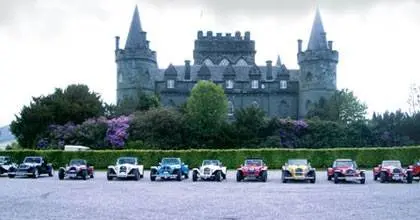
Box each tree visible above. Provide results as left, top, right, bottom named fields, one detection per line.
left=306, top=89, right=367, bottom=124
left=233, top=106, right=267, bottom=147
left=407, top=83, right=420, bottom=115
left=10, top=84, right=104, bottom=148
left=185, top=80, right=228, bottom=146
left=107, top=91, right=160, bottom=117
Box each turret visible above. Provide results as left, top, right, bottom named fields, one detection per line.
left=115, top=5, right=158, bottom=104
left=297, top=8, right=339, bottom=118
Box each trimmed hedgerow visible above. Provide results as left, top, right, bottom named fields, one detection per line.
left=2, top=146, right=420, bottom=169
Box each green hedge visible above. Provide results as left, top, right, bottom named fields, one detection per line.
left=2, top=146, right=420, bottom=169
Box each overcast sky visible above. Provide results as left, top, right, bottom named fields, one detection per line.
left=1, top=0, right=420, bottom=126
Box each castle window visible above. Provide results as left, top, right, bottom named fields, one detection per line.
left=219, top=58, right=230, bottom=66
left=306, top=72, right=313, bottom=82
left=235, top=58, right=248, bottom=66
left=251, top=80, right=259, bottom=89
left=118, top=73, right=123, bottom=83
left=167, top=79, right=175, bottom=89
left=280, top=80, right=287, bottom=89
left=203, top=58, right=214, bottom=66
left=226, top=80, right=234, bottom=89
left=228, top=101, right=234, bottom=116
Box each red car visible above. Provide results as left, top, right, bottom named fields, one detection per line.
left=408, top=160, right=420, bottom=181
left=327, top=159, right=365, bottom=184
left=236, top=158, right=268, bottom=182
left=373, top=160, right=412, bottom=183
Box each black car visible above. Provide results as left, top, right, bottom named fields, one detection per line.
left=0, top=156, right=15, bottom=175
left=8, top=156, right=54, bottom=178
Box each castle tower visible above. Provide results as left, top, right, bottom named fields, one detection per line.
left=115, top=5, right=158, bottom=104
left=297, top=8, right=339, bottom=118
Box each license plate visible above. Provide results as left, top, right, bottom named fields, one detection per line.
left=393, top=175, right=401, bottom=179
left=68, top=173, right=76, bottom=178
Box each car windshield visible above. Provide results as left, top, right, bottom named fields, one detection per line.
left=24, top=157, right=41, bottom=163
left=162, top=158, right=180, bottom=165
left=69, top=159, right=86, bottom=166
left=117, top=157, right=136, bottom=165
left=335, top=161, right=355, bottom=167
left=288, top=159, right=308, bottom=165
left=245, top=160, right=262, bottom=166
left=382, top=161, right=401, bottom=167
left=202, top=160, right=220, bottom=166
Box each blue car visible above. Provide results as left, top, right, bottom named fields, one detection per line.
left=150, top=157, right=189, bottom=181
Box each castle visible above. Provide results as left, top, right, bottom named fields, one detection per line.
left=115, top=6, right=338, bottom=119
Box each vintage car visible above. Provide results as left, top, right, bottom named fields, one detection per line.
left=0, top=156, right=16, bottom=175
left=408, top=160, right=420, bottom=181
left=8, top=156, right=54, bottom=178
left=281, top=159, right=316, bottom=183
left=236, top=158, right=268, bottom=182
left=373, top=160, right=413, bottom=183
left=327, top=159, right=365, bottom=184
left=150, top=157, right=189, bottom=181
left=192, top=160, right=227, bottom=182
left=107, top=157, right=144, bottom=181
left=58, top=159, right=94, bottom=180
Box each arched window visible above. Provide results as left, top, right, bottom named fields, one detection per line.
left=235, top=58, right=248, bottom=66
left=203, top=58, right=214, bottom=66
left=228, top=101, right=234, bottom=116
left=219, top=58, right=230, bottom=66
left=279, top=100, right=290, bottom=118
left=306, top=100, right=312, bottom=110
left=226, top=80, right=234, bottom=89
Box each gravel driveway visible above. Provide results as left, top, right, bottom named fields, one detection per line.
left=1, top=170, right=419, bottom=220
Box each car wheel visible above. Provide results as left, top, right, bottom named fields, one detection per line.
left=106, top=169, right=113, bottom=181
left=176, top=170, right=182, bottom=181
left=192, top=170, right=198, bottom=182
left=215, top=170, right=222, bottom=182
left=236, top=171, right=243, bottom=182
left=333, top=172, right=339, bottom=184
left=360, top=172, right=366, bottom=184
left=33, top=168, right=39, bottom=179
left=82, top=170, right=87, bottom=180
left=134, top=170, right=140, bottom=181
left=373, top=173, right=378, bottom=181
left=58, top=169, right=65, bottom=180
left=327, top=174, right=332, bottom=181
left=184, top=171, right=189, bottom=179
left=282, top=171, right=288, bottom=183
left=90, top=173, right=94, bottom=179
left=222, top=172, right=226, bottom=180
left=379, top=172, right=386, bottom=183
left=8, top=174, right=15, bottom=178
left=310, top=172, right=316, bottom=184
left=407, top=171, right=413, bottom=184
left=48, top=168, right=54, bottom=177
left=261, top=171, right=267, bottom=182
left=150, top=169, right=156, bottom=181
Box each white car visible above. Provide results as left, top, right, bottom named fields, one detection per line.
left=107, top=157, right=144, bottom=181
left=192, top=160, right=227, bottom=182
left=0, top=156, right=16, bottom=175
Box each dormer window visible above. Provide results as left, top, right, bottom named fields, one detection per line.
left=236, top=58, right=248, bottom=66
left=203, top=58, right=214, bottom=66
left=226, top=80, right=234, bottom=89
left=251, top=80, right=259, bottom=89
left=219, top=58, right=230, bottom=66
left=280, top=80, right=287, bottom=89
left=167, top=79, right=175, bottom=89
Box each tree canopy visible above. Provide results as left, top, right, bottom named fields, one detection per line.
left=10, top=84, right=104, bottom=147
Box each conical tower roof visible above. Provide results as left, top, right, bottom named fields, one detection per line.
left=307, top=8, right=328, bottom=50
left=125, top=5, right=145, bottom=49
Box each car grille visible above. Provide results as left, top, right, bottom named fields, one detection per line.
left=119, top=166, right=127, bottom=173
left=346, top=169, right=355, bottom=175
left=162, top=166, right=171, bottom=172
left=204, top=168, right=210, bottom=174
left=69, top=167, right=76, bottom=171
left=295, top=168, right=303, bottom=176
left=393, top=168, right=401, bottom=174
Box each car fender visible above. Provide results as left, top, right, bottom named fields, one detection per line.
left=192, top=168, right=201, bottom=175
left=59, top=167, right=66, bottom=172
left=221, top=166, right=227, bottom=174
left=107, top=166, right=116, bottom=172
left=150, top=166, right=158, bottom=171
left=137, top=165, right=144, bottom=175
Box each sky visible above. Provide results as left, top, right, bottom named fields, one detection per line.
left=1, top=0, right=420, bottom=126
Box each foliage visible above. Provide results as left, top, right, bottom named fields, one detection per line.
left=111, top=91, right=160, bottom=117
left=10, top=84, right=104, bottom=148
left=129, top=108, right=185, bottom=149
left=3, top=146, right=420, bottom=169
left=185, top=81, right=228, bottom=146
left=306, top=88, right=367, bottom=124
left=233, top=106, right=267, bottom=147
left=407, top=83, right=420, bottom=115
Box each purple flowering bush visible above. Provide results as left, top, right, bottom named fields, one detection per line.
left=261, top=118, right=309, bottom=148
left=37, top=116, right=132, bottom=149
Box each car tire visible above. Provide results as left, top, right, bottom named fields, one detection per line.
left=107, top=169, right=113, bottom=181
left=379, top=172, right=386, bottom=183
left=327, top=175, right=332, bottom=181
left=150, top=169, right=156, bottom=181
left=134, top=170, right=140, bottom=181
left=184, top=171, right=189, bottom=179
left=236, top=171, right=243, bottom=182
left=215, top=170, right=222, bottom=182
left=373, top=173, right=378, bottom=181
left=261, top=170, right=267, bottom=182
left=360, top=172, right=366, bottom=184
left=192, top=170, right=198, bottom=182
left=282, top=171, right=288, bottom=183
left=82, top=170, right=87, bottom=180
left=33, top=168, right=39, bottom=179
left=58, top=169, right=65, bottom=180
left=334, top=172, right=339, bottom=184
left=48, top=168, right=54, bottom=177
left=90, top=173, right=94, bottom=178
left=310, top=172, right=316, bottom=184
left=407, top=171, right=413, bottom=184
left=222, top=172, right=226, bottom=180
left=176, top=170, right=182, bottom=181
left=8, top=174, right=15, bottom=178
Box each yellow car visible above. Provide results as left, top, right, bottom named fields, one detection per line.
left=281, top=159, right=316, bottom=183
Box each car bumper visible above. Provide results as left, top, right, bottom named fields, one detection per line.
left=199, top=173, right=214, bottom=179
left=9, top=171, right=33, bottom=176
left=108, top=172, right=136, bottom=178
left=285, top=176, right=314, bottom=180
left=336, top=176, right=364, bottom=181
left=155, top=173, right=178, bottom=178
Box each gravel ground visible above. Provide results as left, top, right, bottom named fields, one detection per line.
left=0, top=170, right=419, bottom=220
